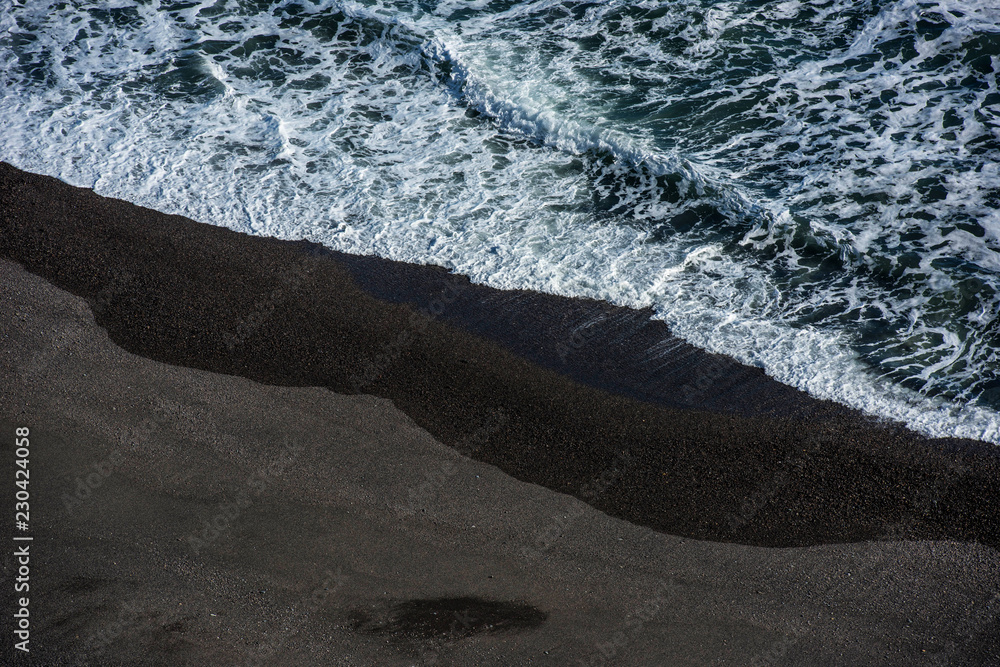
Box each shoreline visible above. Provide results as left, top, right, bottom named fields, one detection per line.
left=2, top=162, right=1000, bottom=664
left=2, top=161, right=1000, bottom=549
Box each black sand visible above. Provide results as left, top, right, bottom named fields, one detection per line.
left=2, top=162, right=999, bottom=664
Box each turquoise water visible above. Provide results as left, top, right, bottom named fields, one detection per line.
left=2, top=0, right=998, bottom=441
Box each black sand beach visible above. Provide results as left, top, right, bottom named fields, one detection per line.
left=2, top=162, right=999, bottom=664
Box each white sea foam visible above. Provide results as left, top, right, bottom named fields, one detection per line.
left=1, top=0, right=998, bottom=443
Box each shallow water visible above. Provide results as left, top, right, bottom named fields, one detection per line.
left=2, top=0, right=998, bottom=442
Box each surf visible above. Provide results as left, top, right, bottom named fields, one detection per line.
left=1, top=0, right=998, bottom=443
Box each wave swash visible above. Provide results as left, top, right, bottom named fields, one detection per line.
left=2, top=0, right=998, bottom=442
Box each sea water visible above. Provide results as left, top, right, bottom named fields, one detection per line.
left=1, top=0, right=998, bottom=442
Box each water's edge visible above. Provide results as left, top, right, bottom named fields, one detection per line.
left=4, top=161, right=1000, bottom=550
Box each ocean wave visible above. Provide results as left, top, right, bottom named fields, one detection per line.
left=1, top=0, right=998, bottom=442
